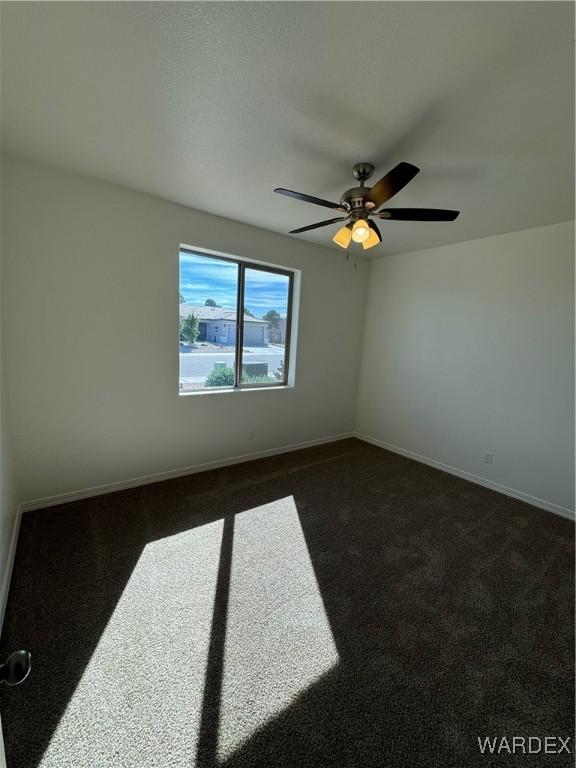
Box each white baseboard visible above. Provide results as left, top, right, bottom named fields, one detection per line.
left=20, top=432, right=355, bottom=513
left=354, top=432, right=575, bottom=522
left=0, top=503, right=23, bottom=631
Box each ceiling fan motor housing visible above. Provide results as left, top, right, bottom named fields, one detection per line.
left=341, top=186, right=376, bottom=213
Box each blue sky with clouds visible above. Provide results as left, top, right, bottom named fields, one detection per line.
left=179, top=252, right=289, bottom=317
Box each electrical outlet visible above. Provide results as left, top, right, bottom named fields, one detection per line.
left=484, top=452, right=494, bottom=465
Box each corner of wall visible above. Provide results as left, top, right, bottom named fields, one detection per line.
left=0, top=155, right=22, bottom=630
left=352, top=255, right=374, bottom=433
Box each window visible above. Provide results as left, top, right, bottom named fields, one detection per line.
left=179, top=248, right=294, bottom=393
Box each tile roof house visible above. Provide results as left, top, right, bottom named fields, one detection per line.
left=179, top=304, right=268, bottom=346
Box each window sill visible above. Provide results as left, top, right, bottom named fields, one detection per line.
left=179, top=384, right=294, bottom=397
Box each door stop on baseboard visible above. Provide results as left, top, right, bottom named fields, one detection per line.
left=0, top=650, right=31, bottom=686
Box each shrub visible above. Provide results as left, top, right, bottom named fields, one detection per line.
left=274, top=359, right=285, bottom=381
left=206, top=366, right=235, bottom=387
left=179, top=313, right=200, bottom=343
left=205, top=367, right=276, bottom=388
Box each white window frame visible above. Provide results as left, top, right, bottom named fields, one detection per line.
left=179, top=246, right=298, bottom=394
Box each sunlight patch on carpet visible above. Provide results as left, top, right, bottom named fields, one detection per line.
left=217, top=495, right=339, bottom=762
left=39, top=518, right=224, bottom=768
left=39, top=497, right=338, bottom=768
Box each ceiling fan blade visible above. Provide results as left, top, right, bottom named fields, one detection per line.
left=377, top=208, right=460, bottom=221
left=368, top=219, right=382, bottom=240
left=289, top=217, right=347, bottom=234
left=366, top=162, right=420, bottom=208
left=274, top=187, right=346, bottom=211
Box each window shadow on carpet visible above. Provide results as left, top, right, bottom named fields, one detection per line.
left=196, top=514, right=234, bottom=768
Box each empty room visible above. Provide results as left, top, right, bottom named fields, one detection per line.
left=0, top=2, right=573, bottom=767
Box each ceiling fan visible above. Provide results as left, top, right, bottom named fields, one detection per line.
left=274, top=162, right=459, bottom=250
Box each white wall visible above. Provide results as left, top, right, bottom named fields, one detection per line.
left=1, top=156, right=367, bottom=503
left=0, top=342, right=18, bottom=606
left=0, top=228, right=18, bottom=614
left=0, top=184, right=17, bottom=762
left=356, top=221, right=575, bottom=515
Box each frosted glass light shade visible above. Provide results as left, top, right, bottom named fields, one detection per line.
left=332, top=226, right=352, bottom=248
left=362, top=227, right=381, bottom=249
left=351, top=219, right=370, bottom=243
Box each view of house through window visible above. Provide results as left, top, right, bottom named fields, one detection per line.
left=179, top=249, right=293, bottom=392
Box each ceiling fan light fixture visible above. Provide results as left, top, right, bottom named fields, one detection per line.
left=351, top=219, right=370, bottom=243
left=362, top=227, right=381, bottom=250
left=332, top=225, right=352, bottom=249
left=275, top=162, right=459, bottom=251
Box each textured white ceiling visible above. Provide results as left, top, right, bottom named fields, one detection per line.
left=1, top=2, right=573, bottom=256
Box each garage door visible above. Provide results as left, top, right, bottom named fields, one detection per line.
left=243, top=323, right=265, bottom=345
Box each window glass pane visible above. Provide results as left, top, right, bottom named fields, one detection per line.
left=241, top=268, right=290, bottom=385
left=179, top=252, right=239, bottom=392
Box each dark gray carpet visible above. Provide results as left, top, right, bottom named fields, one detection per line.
left=0, top=438, right=573, bottom=767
